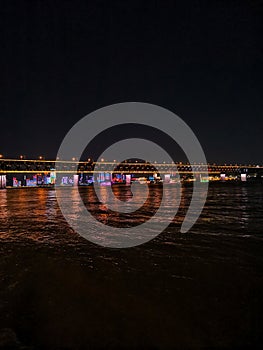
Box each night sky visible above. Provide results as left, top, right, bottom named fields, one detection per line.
left=0, top=1, right=262, bottom=164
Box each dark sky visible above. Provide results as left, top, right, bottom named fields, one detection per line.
left=0, top=0, right=262, bottom=164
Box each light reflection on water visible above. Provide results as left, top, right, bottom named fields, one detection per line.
left=0, top=184, right=263, bottom=244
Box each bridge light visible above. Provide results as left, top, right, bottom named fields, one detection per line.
left=101, top=158, right=104, bottom=162
left=0, top=154, right=3, bottom=159
left=39, top=156, right=43, bottom=160
left=72, top=157, right=76, bottom=161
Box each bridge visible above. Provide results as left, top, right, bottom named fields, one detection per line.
left=0, top=158, right=262, bottom=188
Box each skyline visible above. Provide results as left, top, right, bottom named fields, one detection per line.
left=0, top=1, right=262, bottom=163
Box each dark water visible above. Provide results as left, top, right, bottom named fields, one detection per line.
left=0, top=184, right=263, bottom=349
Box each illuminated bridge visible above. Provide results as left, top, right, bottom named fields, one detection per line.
left=0, top=158, right=263, bottom=187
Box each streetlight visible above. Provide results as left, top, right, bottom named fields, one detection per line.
left=0, top=154, right=3, bottom=159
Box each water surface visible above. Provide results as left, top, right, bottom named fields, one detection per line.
left=0, top=184, right=263, bottom=349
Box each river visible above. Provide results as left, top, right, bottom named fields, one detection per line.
left=0, top=183, right=262, bottom=349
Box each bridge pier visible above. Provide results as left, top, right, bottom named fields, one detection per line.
left=241, top=173, right=247, bottom=182
left=0, top=175, right=6, bottom=189
left=195, top=173, right=201, bottom=182
left=220, top=173, right=226, bottom=181
left=73, top=175, right=79, bottom=186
